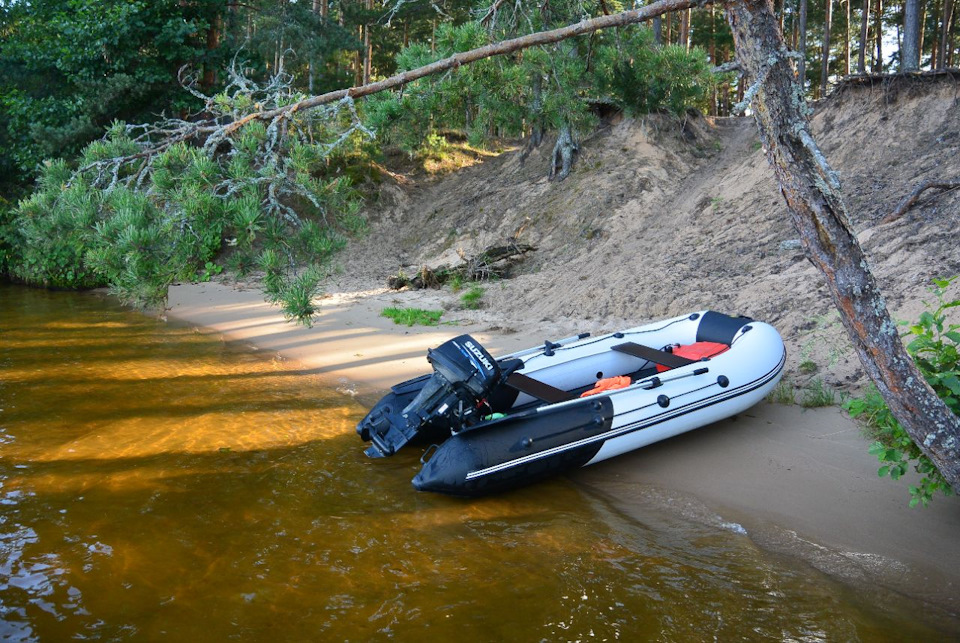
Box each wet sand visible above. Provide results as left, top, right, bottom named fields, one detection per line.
left=167, top=281, right=960, bottom=615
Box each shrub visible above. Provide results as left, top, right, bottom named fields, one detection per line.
left=845, top=276, right=959, bottom=507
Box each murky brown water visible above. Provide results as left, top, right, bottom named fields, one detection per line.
left=1, top=283, right=958, bottom=641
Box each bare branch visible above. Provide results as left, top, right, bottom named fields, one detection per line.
left=712, top=61, right=741, bottom=74
left=479, top=0, right=510, bottom=25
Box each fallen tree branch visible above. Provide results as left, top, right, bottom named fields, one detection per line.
left=219, top=0, right=708, bottom=138
left=388, top=242, right=536, bottom=289
left=89, top=0, right=709, bottom=173
left=881, top=179, right=960, bottom=223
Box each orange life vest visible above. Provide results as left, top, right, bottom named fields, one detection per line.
left=580, top=375, right=632, bottom=397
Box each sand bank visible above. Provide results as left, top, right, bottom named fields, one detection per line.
left=167, top=281, right=960, bottom=615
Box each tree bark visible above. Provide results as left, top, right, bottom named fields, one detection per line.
left=798, top=0, right=808, bottom=83
left=903, top=0, right=921, bottom=70
left=724, top=0, right=960, bottom=490
left=859, top=0, right=870, bottom=72
left=821, top=0, right=833, bottom=95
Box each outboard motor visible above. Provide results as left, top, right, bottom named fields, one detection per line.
left=359, top=335, right=502, bottom=458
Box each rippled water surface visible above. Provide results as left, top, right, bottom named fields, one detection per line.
left=1, top=283, right=957, bottom=641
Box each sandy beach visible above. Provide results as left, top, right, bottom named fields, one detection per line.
left=167, top=280, right=960, bottom=616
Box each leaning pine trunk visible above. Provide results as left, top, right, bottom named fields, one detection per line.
left=723, top=0, right=960, bottom=490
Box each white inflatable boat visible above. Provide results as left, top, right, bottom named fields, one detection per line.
left=357, top=310, right=785, bottom=496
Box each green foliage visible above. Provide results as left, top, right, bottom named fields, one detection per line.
left=845, top=277, right=960, bottom=507
left=4, top=71, right=368, bottom=325
left=380, top=307, right=444, bottom=327
left=0, top=0, right=218, bottom=192
left=369, top=22, right=717, bottom=159
left=594, top=31, right=715, bottom=117
left=461, top=285, right=485, bottom=310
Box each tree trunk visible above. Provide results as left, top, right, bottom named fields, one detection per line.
left=821, top=0, right=833, bottom=95
left=874, top=0, right=884, bottom=72
left=941, top=0, right=956, bottom=69
left=903, top=0, right=921, bottom=69
left=654, top=16, right=664, bottom=44
left=859, top=0, right=870, bottom=72
left=931, top=0, right=942, bottom=68
left=309, top=0, right=320, bottom=94
left=681, top=8, right=691, bottom=49
left=202, top=7, right=223, bottom=89
left=844, top=0, right=851, bottom=75
left=710, top=8, right=718, bottom=114
left=363, top=0, right=374, bottom=84
left=799, top=0, right=808, bottom=83
left=918, top=1, right=926, bottom=63
left=724, top=0, right=960, bottom=491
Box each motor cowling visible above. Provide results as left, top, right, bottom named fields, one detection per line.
left=360, top=335, right=502, bottom=458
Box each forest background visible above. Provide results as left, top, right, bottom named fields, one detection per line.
left=1, top=0, right=956, bottom=312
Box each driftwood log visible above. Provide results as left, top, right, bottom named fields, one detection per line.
left=387, top=242, right=536, bottom=290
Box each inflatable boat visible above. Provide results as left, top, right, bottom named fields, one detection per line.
left=357, top=311, right=785, bottom=497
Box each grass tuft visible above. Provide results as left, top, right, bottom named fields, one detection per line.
left=381, top=306, right=443, bottom=327
left=799, top=378, right=838, bottom=408
left=461, top=285, right=484, bottom=310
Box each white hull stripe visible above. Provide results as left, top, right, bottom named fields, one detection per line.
left=464, top=350, right=786, bottom=481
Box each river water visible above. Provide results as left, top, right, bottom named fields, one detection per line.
left=1, top=283, right=957, bottom=641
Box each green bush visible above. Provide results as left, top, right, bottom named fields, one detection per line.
left=845, top=276, right=960, bottom=507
